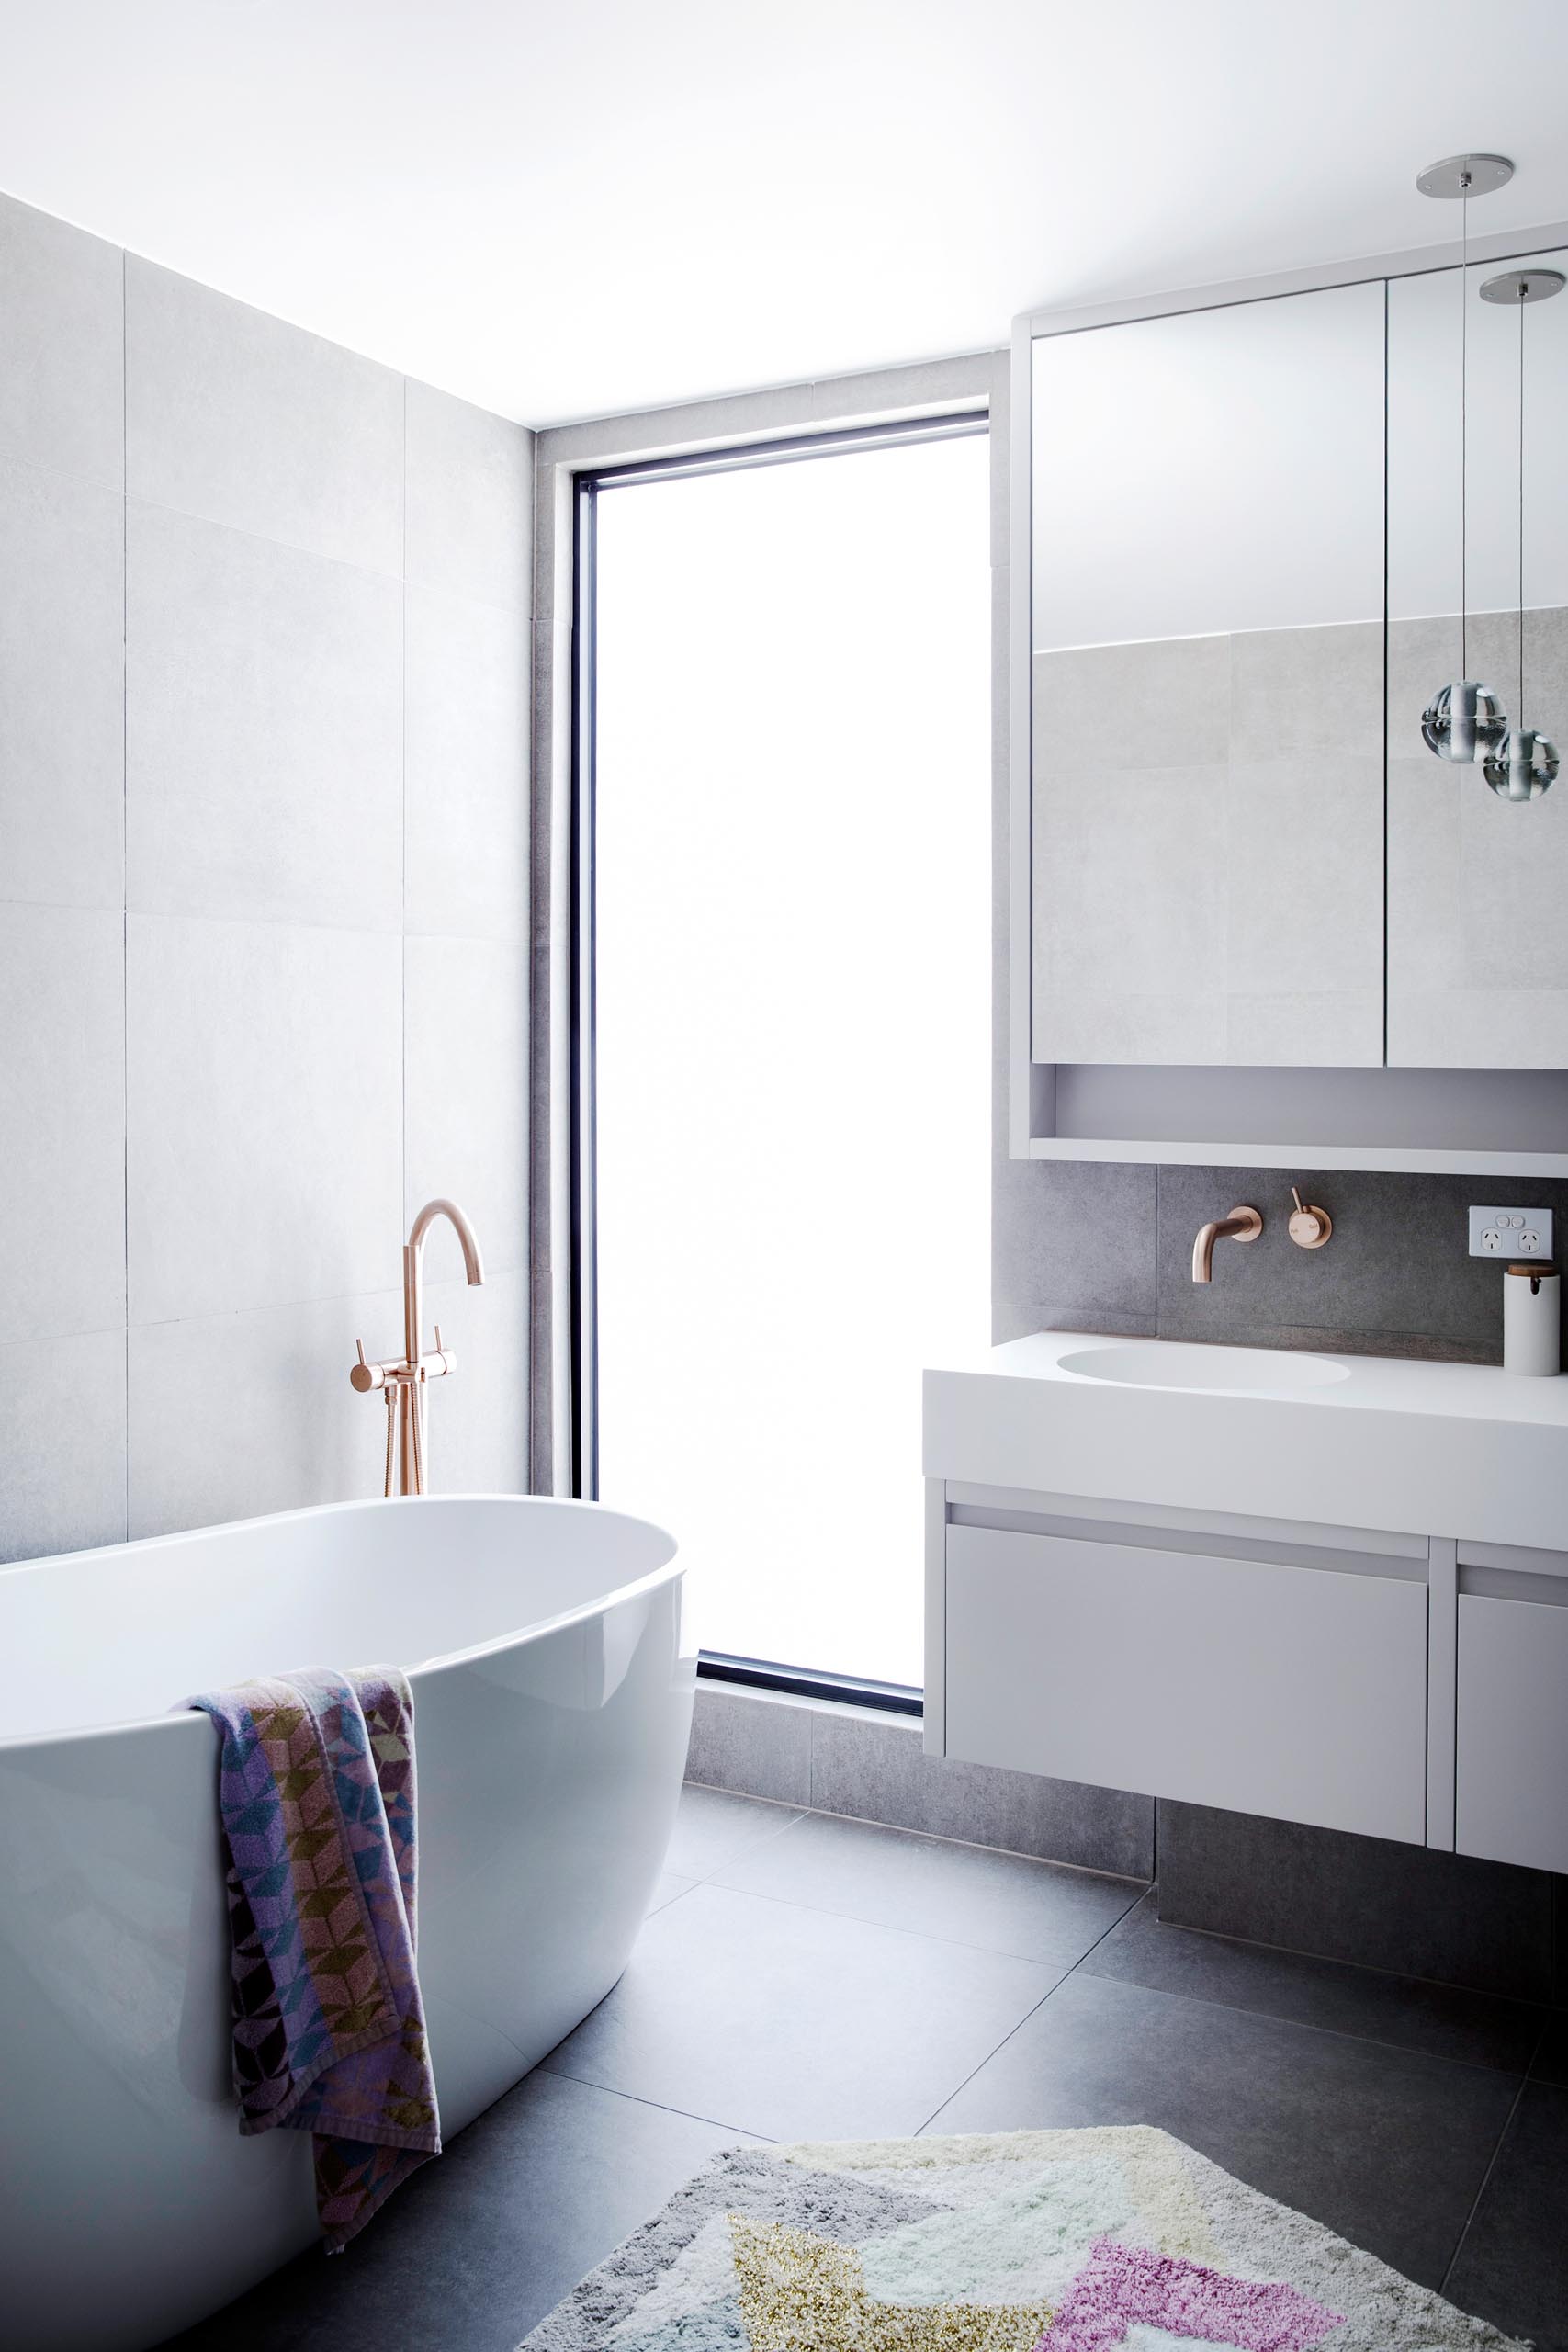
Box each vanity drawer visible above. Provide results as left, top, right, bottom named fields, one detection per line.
left=1455, top=1589, right=1568, bottom=1873
left=944, top=1523, right=1427, bottom=1842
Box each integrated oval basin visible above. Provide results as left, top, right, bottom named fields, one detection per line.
left=1055, top=1342, right=1351, bottom=1395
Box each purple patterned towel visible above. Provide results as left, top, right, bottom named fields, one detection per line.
left=188, top=1666, right=441, bottom=2248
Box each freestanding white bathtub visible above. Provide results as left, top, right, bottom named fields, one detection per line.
left=0, top=1495, right=692, bottom=2352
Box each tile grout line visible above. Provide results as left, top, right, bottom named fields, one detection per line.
left=679, top=1864, right=1141, bottom=1972
left=1437, top=2019, right=1541, bottom=2297
left=1151, top=1904, right=1556, bottom=2014
left=1078, top=1895, right=1544, bottom=2081
left=907, top=1890, right=1144, bottom=2137
left=536, top=2060, right=775, bottom=2145
left=685, top=1778, right=1152, bottom=1884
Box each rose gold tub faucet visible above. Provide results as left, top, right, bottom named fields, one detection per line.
left=350, top=1198, right=485, bottom=1495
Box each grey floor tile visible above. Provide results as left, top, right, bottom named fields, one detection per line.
left=1445, top=2082, right=1568, bottom=2352
left=156, top=2071, right=753, bottom=2352
left=647, top=1870, right=696, bottom=1916
left=1531, top=2010, right=1568, bottom=2087
left=662, top=1784, right=805, bottom=1880
left=1086, top=1893, right=1545, bottom=2073
left=541, top=1882, right=1054, bottom=2142
left=714, top=1810, right=1141, bottom=1966
left=925, top=1970, right=1520, bottom=2289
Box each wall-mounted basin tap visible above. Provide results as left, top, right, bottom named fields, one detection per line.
left=1191, top=1204, right=1263, bottom=1283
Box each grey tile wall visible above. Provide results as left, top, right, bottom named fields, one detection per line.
left=0, top=455, right=124, bottom=908
left=0, top=198, right=123, bottom=485
left=125, top=255, right=405, bottom=572
left=1156, top=1801, right=1562, bottom=2004
left=685, top=1685, right=1155, bottom=1880
left=126, top=504, right=404, bottom=931
left=998, top=1161, right=1568, bottom=1364
left=0, top=188, right=534, bottom=1566
left=1032, top=624, right=1383, bottom=1069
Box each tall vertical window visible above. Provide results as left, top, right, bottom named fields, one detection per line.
left=581, top=420, right=990, bottom=1691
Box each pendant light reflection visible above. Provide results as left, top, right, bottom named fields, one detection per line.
left=1483, top=728, right=1560, bottom=802
left=1478, top=264, right=1565, bottom=800
left=1416, top=155, right=1510, bottom=766
left=1421, top=681, right=1506, bottom=763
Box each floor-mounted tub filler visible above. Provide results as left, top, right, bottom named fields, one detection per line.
left=0, top=1495, right=691, bottom=2352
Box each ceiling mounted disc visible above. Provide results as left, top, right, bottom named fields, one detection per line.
left=1480, top=267, right=1567, bottom=303
left=1416, top=153, right=1515, bottom=198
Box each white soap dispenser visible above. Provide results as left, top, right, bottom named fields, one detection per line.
left=1503, top=1261, right=1561, bottom=1375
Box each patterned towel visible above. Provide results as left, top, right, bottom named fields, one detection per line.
left=188, top=1666, right=442, bottom=2248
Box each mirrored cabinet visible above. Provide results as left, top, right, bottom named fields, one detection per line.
left=1013, top=240, right=1568, bottom=1170
left=1387, top=250, right=1568, bottom=1069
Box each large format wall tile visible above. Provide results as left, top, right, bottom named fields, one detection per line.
left=1032, top=623, right=1384, bottom=1067
left=686, top=1686, right=815, bottom=1805
left=127, top=913, right=403, bottom=1325
left=1387, top=608, right=1568, bottom=1067
left=0, top=455, right=124, bottom=910
left=405, top=380, right=533, bottom=613
left=1225, top=753, right=1381, bottom=1002
left=992, top=1159, right=1156, bottom=1342
left=404, top=584, right=529, bottom=940
left=127, top=1286, right=398, bottom=1538
left=404, top=934, right=528, bottom=1279
left=0, top=192, right=123, bottom=487
left=1033, top=758, right=1227, bottom=1058
left=416, top=1267, right=528, bottom=1493
left=1156, top=1800, right=1557, bottom=2001
left=126, top=503, right=402, bottom=931
left=810, top=1706, right=1155, bottom=1879
left=1229, top=620, right=1382, bottom=763
left=125, top=258, right=404, bottom=573
left=0, top=904, right=125, bottom=1345
left=0, top=1326, right=127, bottom=1564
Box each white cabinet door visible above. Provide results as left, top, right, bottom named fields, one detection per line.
left=945, top=1525, right=1427, bottom=1842
left=1456, top=1593, right=1568, bottom=1872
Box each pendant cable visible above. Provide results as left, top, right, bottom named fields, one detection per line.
left=1460, top=177, right=1469, bottom=678
left=1517, top=290, right=1525, bottom=729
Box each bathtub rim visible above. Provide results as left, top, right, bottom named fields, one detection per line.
left=0, top=1492, right=682, bottom=1758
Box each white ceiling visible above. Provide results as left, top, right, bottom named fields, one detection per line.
left=4, top=1, right=1568, bottom=428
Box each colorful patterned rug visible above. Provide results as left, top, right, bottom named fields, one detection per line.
left=519, top=2128, right=1526, bottom=2350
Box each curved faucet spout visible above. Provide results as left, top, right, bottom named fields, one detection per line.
left=400, top=1199, right=485, bottom=1494
left=407, top=1196, right=485, bottom=1288
left=1191, top=1204, right=1263, bottom=1283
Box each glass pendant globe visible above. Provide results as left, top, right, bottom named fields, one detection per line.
left=1421, top=681, right=1507, bottom=763
left=1483, top=729, right=1559, bottom=801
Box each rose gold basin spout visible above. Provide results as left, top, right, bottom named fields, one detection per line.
left=351, top=1197, right=485, bottom=1496
left=1191, top=1204, right=1263, bottom=1283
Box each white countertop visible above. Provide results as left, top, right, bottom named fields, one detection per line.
left=933, top=1330, right=1568, bottom=1423
left=923, top=1332, right=1568, bottom=1549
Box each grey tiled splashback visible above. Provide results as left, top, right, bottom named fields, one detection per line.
left=996, top=1159, right=1568, bottom=1364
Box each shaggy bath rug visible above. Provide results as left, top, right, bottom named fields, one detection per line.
left=519, top=2128, right=1529, bottom=2349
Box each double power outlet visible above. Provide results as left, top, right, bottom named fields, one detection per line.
left=1469, top=1205, right=1555, bottom=1260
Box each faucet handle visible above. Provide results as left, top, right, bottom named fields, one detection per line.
left=351, top=1340, right=388, bottom=1393
left=1288, top=1188, right=1333, bottom=1250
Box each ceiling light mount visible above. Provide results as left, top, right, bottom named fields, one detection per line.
left=1479, top=267, right=1566, bottom=305
left=1416, top=153, right=1514, bottom=200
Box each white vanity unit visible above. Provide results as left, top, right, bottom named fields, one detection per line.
left=923, top=1337, right=1568, bottom=1872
